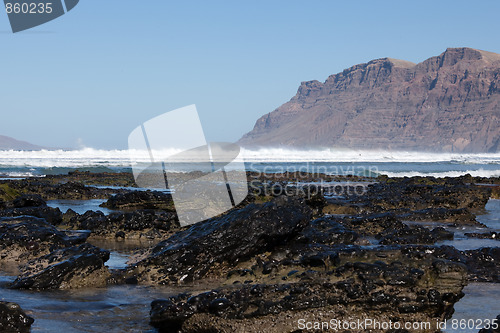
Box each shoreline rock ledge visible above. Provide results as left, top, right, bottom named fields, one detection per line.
left=144, top=196, right=469, bottom=333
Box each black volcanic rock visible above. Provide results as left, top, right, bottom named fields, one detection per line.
left=61, top=209, right=180, bottom=239
left=10, top=243, right=111, bottom=290
left=0, top=216, right=86, bottom=264
left=100, top=190, right=174, bottom=210
left=127, top=196, right=312, bottom=284
left=0, top=302, right=34, bottom=333
left=239, top=48, right=500, bottom=152
left=150, top=249, right=468, bottom=333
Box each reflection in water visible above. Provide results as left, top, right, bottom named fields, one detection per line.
left=46, top=199, right=116, bottom=215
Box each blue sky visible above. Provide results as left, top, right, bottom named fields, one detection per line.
left=1, top=0, right=500, bottom=149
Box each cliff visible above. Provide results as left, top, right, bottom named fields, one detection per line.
left=239, top=48, right=500, bottom=152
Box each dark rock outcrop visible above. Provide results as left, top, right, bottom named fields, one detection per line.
left=0, top=302, right=34, bottom=333
left=0, top=216, right=87, bottom=264
left=354, top=177, right=491, bottom=212
left=0, top=194, right=63, bottom=224
left=239, top=47, right=500, bottom=153
left=10, top=243, right=110, bottom=290
left=294, top=217, right=358, bottom=245
left=2, top=179, right=120, bottom=200
left=465, top=231, right=499, bottom=240
left=61, top=209, right=180, bottom=239
left=127, top=196, right=312, bottom=284
left=150, top=248, right=467, bottom=333
left=100, top=190, right=174, bottom=210
left=409, top=246, right=500, bottom=283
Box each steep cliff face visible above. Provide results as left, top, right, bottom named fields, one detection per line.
left=239, top=48, right=500, bottom=152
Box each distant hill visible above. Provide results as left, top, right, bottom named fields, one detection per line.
left=0, top=135, right=44, bottom=150
left=239, top=47, right=500, bottom=153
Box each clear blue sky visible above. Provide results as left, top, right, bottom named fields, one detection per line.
left=1, top=0, right=500, bottom=149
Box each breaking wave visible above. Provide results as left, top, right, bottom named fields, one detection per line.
left=0, top=147, right=498, bottom=177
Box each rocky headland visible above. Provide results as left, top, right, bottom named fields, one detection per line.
left=239, top=47, right=500, bottom=153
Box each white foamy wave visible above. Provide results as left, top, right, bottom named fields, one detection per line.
left=0, top=147, right=499, bottom=169
left=379, top=169, right=500, bottom=178
left=240, top=148, right=500, bottom=164
left=0, top=171, right=39, bottom=178
left=0, top=148, right=186, bottom=168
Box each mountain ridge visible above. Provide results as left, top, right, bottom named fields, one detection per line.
left=0, top=135, right=45, bottom=150
left=239, top=47, right=500, bottom=152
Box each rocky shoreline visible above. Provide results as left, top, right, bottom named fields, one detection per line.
left=0, top=172, right=499, bottom=332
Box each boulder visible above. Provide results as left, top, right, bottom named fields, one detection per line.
left=0, top=302, right=34, bottom=333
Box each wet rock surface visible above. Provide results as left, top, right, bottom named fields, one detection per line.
left=334, top=176, right=492, bottom=226
left=127, top=196, right=312, bottom=284
left=10, top=243, right=111, bottom=290
left=100, top=190, right=174, bottom=211
left=1, top=179, right=124, bottom=201
left=61, top=209, right=180, bottom=239
left=150, top=247, right=467, bottom=332
left=409, top=246, right=500, bottom=283
left=465, top=231, right=499, bottom=240
left=0, top=216, right=88, bottom=264
left=0, top=301, right=34, bottom=333
left=0, top=194, right=63, bottom=224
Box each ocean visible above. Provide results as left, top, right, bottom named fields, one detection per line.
left=0, top=148, right=499, bottom=178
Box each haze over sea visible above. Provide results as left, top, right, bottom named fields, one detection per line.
left=0, top=148, right=499, bottom=178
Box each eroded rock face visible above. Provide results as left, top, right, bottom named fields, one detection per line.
left=10, top=243, right=111, bottom=290
left=0, top=216, right=87, bottom=264
left=127, top=196, right=312, bottom=284
left=239, top=47, right=500, bottom=153
left=0, top=302, right=34, bottom=333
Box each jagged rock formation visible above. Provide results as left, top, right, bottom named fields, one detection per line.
left=239, top=48, right=500, bottom=152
